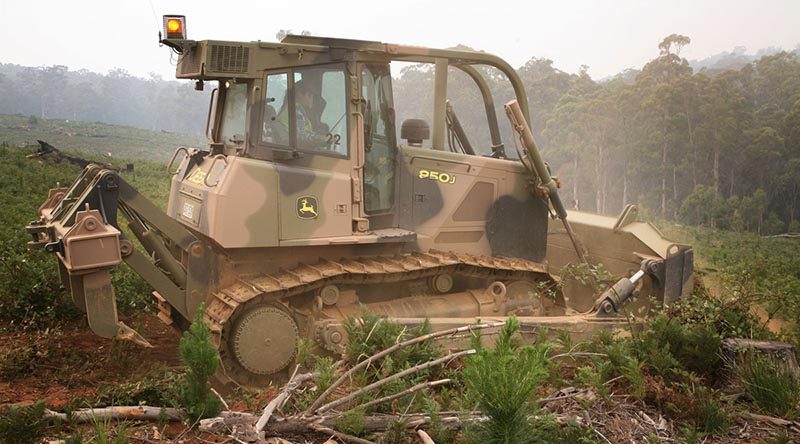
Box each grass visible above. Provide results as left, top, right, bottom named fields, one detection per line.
left=737, top=354, right=800, bottom=418
left=692, top=389, right=730, bottom=436
left=0, top=114, right=204, bottom=162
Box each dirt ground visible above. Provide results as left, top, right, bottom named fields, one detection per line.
left=0, top=314, right=181, bottom=409
left=0, top=314, right=288, bottom=442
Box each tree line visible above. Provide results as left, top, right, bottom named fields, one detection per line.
left=0, top=64, right=210, bottom=134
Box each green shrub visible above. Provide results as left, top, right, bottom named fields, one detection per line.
left=528, top=414, right=600, bottom=444
left=0, top=241, right=78, bottom=328
left=336, top=408, right=366, bottom=437
left=463, top=317, right=550, bottom=444
left=384, top=418, right=410, bottom=444
left=64, top=433, right=84, bottom=444
left=634, top=314, right=724, bottom=378
left=110, top=263, right=154, bottom=315
left=767, top=431, right=791, bottom=444
left=177, top=304, right=222, bottom=422
left=559, top=420, right=602, bottom=443
left=343, top=307, right=438, bottom=369
left=574, top=365, right=608, bottom=399
left=680, top=324, right=723, bottom=375
left=634, top=315, right=682, bottom=377
left=622, top=356, right=646, bottom=400
left=0, top=400, right=46, bottom=444
left=295, top=337, right=316, bottom=368
left=312, top=356, right=337, bottom=394
left=669, top=290, right=767, bottom=341
left=737, top=354, right=800, bottom=418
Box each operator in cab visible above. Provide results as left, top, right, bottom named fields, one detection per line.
left=278, top=81, right=332, bottom=149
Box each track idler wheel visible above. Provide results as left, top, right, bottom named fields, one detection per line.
left=222, top=304, right=299, bottom=385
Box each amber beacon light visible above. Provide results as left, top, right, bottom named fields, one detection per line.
left=163, top=15, right=186, bottom=40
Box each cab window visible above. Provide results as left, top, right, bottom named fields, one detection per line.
left=262, top=73, right=289, bottom=145
left=218, top=82, right=248, bottom=146
left=261, top=65, right=348, bottom=156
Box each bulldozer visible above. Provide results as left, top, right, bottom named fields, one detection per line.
left=26, top=16, right=693, bottom=386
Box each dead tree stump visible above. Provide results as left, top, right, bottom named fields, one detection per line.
left=721, top=338, right=800, bottom=379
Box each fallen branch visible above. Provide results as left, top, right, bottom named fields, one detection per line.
left=211, top=387, right=229, bottom=411
left=267, top=412, right=483, bottom=435
left=416, top=429, right=435, bottom=444
left=265, top=411, right=584, bottom=435
left=747, top=412, right=799, bottom=427
left=306, top=322, right=502, bottom=414
left=308, top=423, right=377, bottom=444
left=538, top=387, right=590, bottom=403
left=316, top=349, right=475, bottom=414
left=255, top=369, right=317, bottom=432
left=352, top=379, right=451, bottom=411
left=767, top=232, right=800, bottom=238
left=43, top=406, right=185, bottom=423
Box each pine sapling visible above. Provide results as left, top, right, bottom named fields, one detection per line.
left=178, top=304, right=222, bottom=422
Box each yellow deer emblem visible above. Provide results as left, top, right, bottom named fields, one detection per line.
left=297, top=196, right=319, bottom=219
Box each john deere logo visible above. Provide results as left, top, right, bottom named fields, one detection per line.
left=297, top=196, right=319, bottom=219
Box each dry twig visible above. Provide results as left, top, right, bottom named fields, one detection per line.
left=351, top=379, right=451, bottom=411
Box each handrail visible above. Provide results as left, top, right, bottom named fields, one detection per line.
left=167, top=147, right=190, bottom=175
left=204, top=154, right=228, bottom=187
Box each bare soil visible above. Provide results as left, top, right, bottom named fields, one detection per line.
left=0, top=314, right=181, bottom=410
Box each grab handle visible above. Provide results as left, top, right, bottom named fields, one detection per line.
left=204, top=154, right=228, bottom=187
left=167, top=147, right=190, bottom=175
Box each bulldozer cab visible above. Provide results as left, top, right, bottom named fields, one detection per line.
left=194, top=34, right=530, bottom=241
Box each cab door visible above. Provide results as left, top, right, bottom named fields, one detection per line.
left=360, top=64, right=397, bottom=226
left=256, top=65, right=354, bottom=243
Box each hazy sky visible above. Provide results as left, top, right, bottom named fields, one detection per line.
left=1, top=0, right=798, bottom=80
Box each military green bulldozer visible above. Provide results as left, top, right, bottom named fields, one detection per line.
left=26, top=16, right=693, bottom=386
